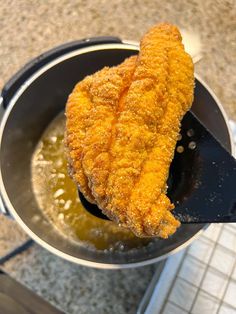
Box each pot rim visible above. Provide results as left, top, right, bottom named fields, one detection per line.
left=0, top=42, right=234, bottom=269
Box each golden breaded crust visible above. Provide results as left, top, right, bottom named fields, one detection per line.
left=65, top=23, right=194, bottom=238
left=65, top=57, right=137, bottom=203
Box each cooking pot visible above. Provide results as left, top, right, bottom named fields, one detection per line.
left=0, top=37, right=234, bottom=268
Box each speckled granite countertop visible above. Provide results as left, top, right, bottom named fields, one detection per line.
left=0, top=1, right=235, bottom=313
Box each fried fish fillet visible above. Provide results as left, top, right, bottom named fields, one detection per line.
left=65, top=23, right=194, bottom=238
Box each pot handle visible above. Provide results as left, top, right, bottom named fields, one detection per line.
left=1, top=36, right=122, bottom=108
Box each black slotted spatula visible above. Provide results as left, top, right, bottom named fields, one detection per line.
left=79, top=111, right=236, bottom=224
left=168, top=111, right=236, bottom=223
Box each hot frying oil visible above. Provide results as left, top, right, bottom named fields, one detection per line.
left=31, top=113, right=151, bottom=251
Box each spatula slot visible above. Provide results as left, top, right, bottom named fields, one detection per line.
left=229, top=201, right=236, bottom=217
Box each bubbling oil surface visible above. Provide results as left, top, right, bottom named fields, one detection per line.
left=31, top=112, right=151, bottom=251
